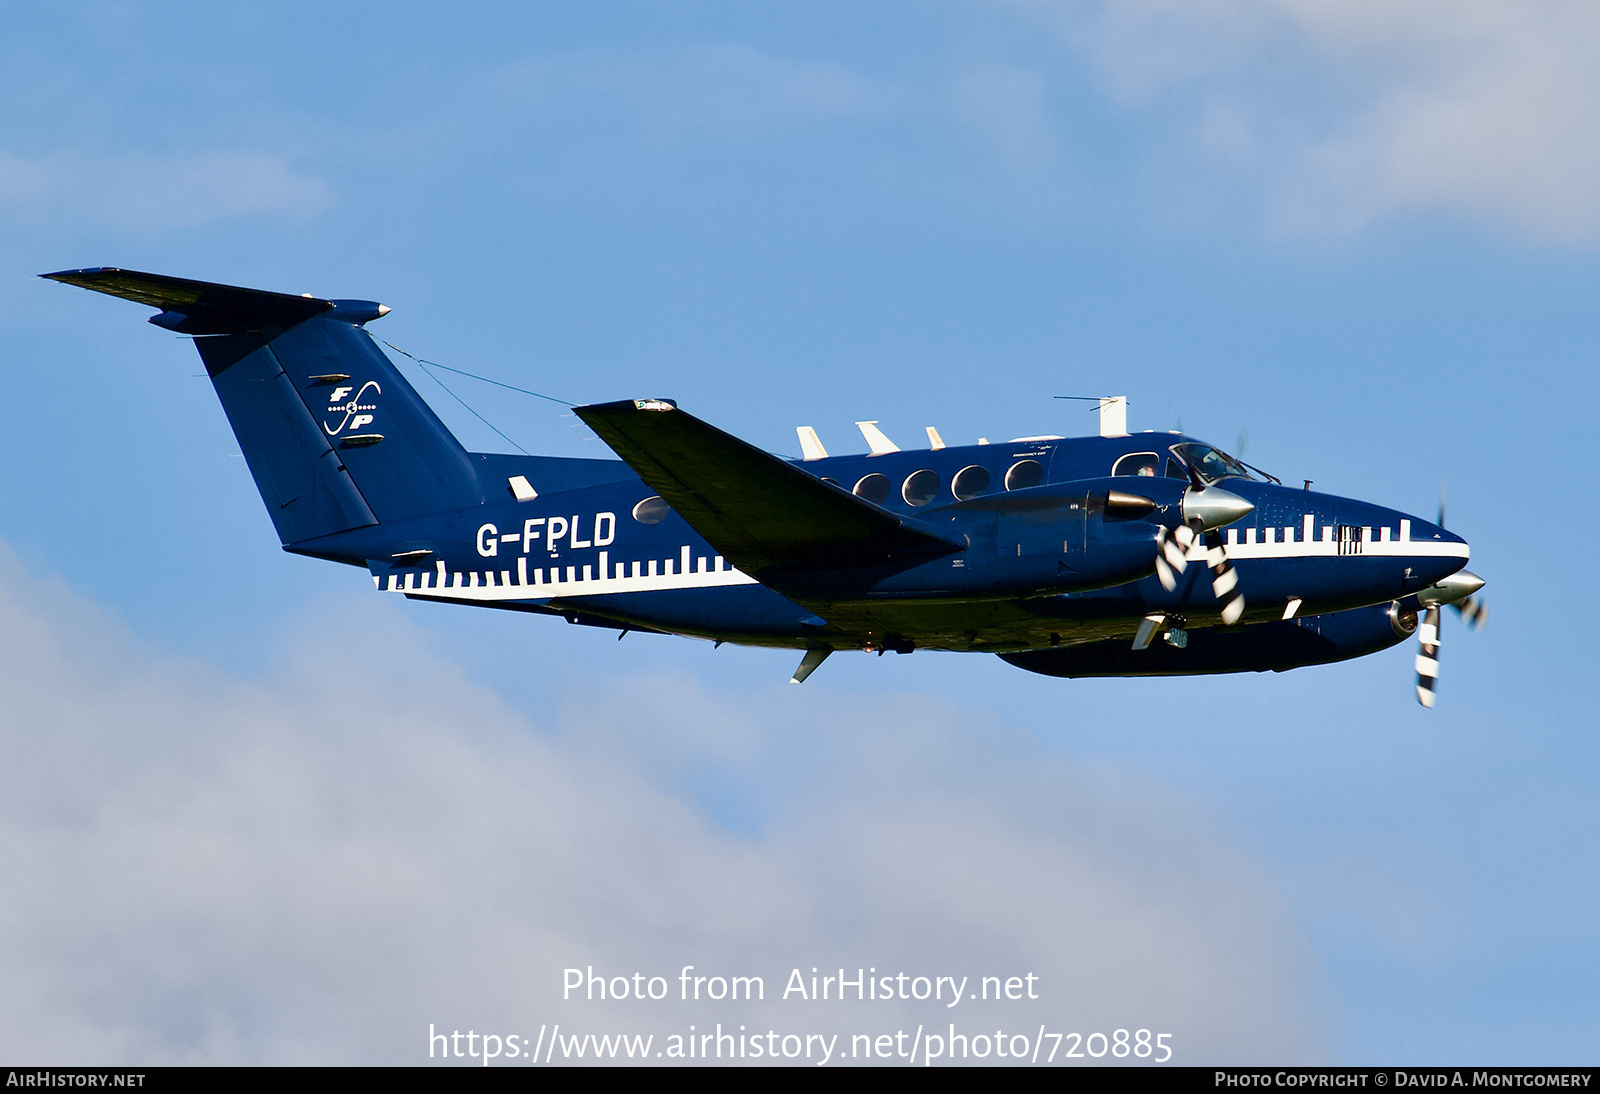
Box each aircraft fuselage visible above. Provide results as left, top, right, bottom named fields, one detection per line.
left=305, top=435, right=1467, bottom=655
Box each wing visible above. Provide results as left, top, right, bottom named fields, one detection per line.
left=574, top=399, right=963, bottom=579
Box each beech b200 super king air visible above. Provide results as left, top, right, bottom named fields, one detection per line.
left=44, top=268, right=1485, bottom=705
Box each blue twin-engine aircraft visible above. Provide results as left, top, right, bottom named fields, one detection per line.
left=46, top=268, right=1485, bottom=705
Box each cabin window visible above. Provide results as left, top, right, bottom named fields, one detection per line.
left=853, top=473, right=891, bottom=505
left=952, top=464, right=990, bottom=501
left=1005, top=459, right=1044, bottom=491
left=902, top=469, right=940, bottom=506
left=1111, top=452, right=1160, bottom=477
left=632, top=496, right=671, bottom=524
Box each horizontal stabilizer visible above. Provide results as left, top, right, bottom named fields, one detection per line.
left=42, top=267, right=349, bottom=335
left=575, top=399, right=963, bottom=578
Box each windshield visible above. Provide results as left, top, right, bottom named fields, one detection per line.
left=1170, top=443, right=1260, bottom=484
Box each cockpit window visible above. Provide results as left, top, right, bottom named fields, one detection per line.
left=1111, top=452, right=1159, bottom=477
left=1164, top=458, right=1188, bottom=480
left=1170, top=443, right=1258, bottom=484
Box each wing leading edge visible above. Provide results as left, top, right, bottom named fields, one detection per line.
left=575, top=399, right=963, bottom=581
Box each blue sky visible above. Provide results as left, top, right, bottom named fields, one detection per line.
left=0, top=0, right=1595, bottom=1065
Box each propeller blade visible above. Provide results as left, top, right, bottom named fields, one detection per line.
left=1175, top=523, right=1195, bottom=550
left=1415, top=605, right=1441, bottom=707
left=1204, top=530, right=1246, bottom=625
left=1452, top=595, right=1487, bottom=632
left=1155, top=554, right=1177, bottom=592
left=1154, top=525, right=1193, bottom=591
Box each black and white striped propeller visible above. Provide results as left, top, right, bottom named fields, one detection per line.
left=1413, top=491, right=1487, bottom=707
left=1205, top=529, right=1246, bottom=625
left=1153, top=475, right=1251, bottom=626
left=1153, top=523, right=1193, bottom=593
left=1412, top=573, right=1487, bottom=707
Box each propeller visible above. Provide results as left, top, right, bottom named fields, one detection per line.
left=1205, top=530, right=1246, bottom=625
left=1454, top=595, right=1487, bottom=631
left=1433, top=488, right=1487, bottom=630
left=1413, top=487, right=1487, bottom=707
left=1152, top=466, right=1251, bottom=625
left=1154, top=523, right=1194, bottom=592
left=1414, top=605, right=1443, bottom=708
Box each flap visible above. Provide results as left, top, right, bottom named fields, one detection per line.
left=574, top=399, right=963, bottom=577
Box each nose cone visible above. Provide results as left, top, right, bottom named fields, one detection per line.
left=1182, top=485, right=1254, bottom=531
left=1416, top=569, right=1485, bottom=608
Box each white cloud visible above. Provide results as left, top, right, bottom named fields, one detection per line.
left=1026, top=0, right=1600, bottom=244
left=0, top=147, right=331, bottom=232
left=0, top=545, right=1321, bottom=1064
left=1271, top=1, right=1600, bottom=241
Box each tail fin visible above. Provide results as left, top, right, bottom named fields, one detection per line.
left=44, top=268, right=483, bottom=547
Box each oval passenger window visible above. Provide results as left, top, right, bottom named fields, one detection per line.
left=951, top=465, right=990, bottom=501
left=853, top=473, right=891, bottom=505
left=1005, top=459, right=1044, bottom=491
left=632, top=496, right=671, bottom=524
left=902, top=469, right=940, bottom=506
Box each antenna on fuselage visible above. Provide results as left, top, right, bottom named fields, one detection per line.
left=796, top=426, right=828, bottom=461
left=1054, top=395, right=1129, bottom=437
left=855, top=421, right=901, bottom=455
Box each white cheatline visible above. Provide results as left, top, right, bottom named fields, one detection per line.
left=1210, top=517, right=1469, bottom=563
left=370, top=545, right=758, bottom=603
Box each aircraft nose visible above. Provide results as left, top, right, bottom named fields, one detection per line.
left=1408, top=515, right=1469, bottom=547
left=1416, top=569, right=1485, bottom=607
left=1181, top=485, right=1254, bottom=531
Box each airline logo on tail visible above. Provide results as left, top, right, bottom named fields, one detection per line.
left=324, top=381, right=381, bottom=436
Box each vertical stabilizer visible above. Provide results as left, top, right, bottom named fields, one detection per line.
left=44, top=268, right=486, bottom=547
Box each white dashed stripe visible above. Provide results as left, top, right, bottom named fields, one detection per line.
left=373, top=547, right=759, bottom=602
left=1216, top=521, right=1469, bottom=562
